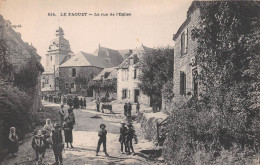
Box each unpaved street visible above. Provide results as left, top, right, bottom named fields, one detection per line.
left=2, top=101, right=155, bottom=165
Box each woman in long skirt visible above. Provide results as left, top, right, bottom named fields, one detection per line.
left=63, top=119, right=74, bottom=148
left=8, top=127, right=19, bottom=157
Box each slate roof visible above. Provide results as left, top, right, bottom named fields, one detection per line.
left=117, top=45, right=154, bottom=69
left=59, top=51, right=113, bottom=68
left=93, top=67, right=117, bottom=80
left=93, top=46, right=131, bottom=66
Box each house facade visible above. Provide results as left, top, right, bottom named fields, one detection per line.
left=117, top=45, right=153, bottom=106
left=59, top=51, right=113, bottom=96
left=41, top=27, right=73, bottom=92
left=173, top=2, right=201, bottom=101
left=92, top=67, right=117, bottom=100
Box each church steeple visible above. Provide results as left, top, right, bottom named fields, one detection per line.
left=55, top=27, right=64, bottom=37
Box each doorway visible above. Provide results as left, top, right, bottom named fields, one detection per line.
left=134, top=89, right=140, bottom=103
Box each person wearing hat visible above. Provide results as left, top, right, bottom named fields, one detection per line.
left=119, top=122, right=128, bottom=154
left=126, top=123, right=138, bottom=155
left=51, top=123, right=65, bottom=165
left=96, top=124, right=109, bottom=156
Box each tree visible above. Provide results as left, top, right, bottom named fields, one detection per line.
left=139, top=47, right=174, bottom=112
left=164, top=2, right=260, bottom=164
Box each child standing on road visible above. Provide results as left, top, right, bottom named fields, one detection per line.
left=96, top=124, right=109, bottom=156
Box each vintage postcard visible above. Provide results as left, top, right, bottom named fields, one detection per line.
left=0, top=0, right=259, bottom=165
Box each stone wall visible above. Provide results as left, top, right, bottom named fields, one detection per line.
left=137, top=112, right=168, bottom=142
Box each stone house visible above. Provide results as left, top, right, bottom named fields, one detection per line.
left=92, top=67, right=117, bottom=100
left=173, top=2, right=201, bottom=101
left=59, top=51, right=113, bottom=96
left=41, top=27, right=73, bottom=93
left=117, top=45, right=153, bottom=106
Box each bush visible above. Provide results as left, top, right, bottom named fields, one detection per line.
left=0, top=85, right=33, bottom=148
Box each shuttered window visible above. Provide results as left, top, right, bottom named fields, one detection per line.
left=180, top=71, right=186, bottom=95
left=181, top=28, right=188, bottom=56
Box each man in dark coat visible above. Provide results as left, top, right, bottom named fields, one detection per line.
left=51, top=123, right=64, bottom=165
left=73, top=96, right=79, bottom=109
left=96, top=124, right=109, bottom=156
left=126, top=123, right=138, bottom=155
left=119, top=122, right=128, bottom=154
left=127, top=102, right=132, bottom=117
left=67, top=97, right=73, bottom=108
left=79, top=98, right=83, bottom=109
left=124, top=103, right=128, bottom=117
left=83, top=98, right=86, bottom=109
left=96, top=98, right=100, bottom=112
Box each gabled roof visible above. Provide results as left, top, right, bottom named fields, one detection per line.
left=117, top=45, right=154, bottom=69
left=59, top=51, right=113, bottom=68
left=93, top=67, right=117, bottom=80
left=93, top=46, right=132, bottom=66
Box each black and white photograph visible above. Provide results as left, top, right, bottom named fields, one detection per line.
left=0, top=0, right=259, bottom=164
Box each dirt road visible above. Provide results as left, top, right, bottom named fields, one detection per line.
left=2, top=101, right=155, bottom=165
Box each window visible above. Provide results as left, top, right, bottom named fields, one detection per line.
left=104, top=72, right=110, bottom=78
left=71, top=83, right=75, bottom=88
left=45, top=79, right=49, bottom=84
left=130, top=58, right=134, bottom=65
left=72, top=68, right=76, bottom=77
left=134, top=69, right=137, bottom=79
left=50, top=56, right=52, bottom=61
left=133, top=55, right=138, bottom=64
left=181, top=28, right=188, bottom=56
left=42, top=82, right=45, bottom=88
left=192, top=69, right=198, bottom=96
left=65, top=83, right=69, bottom=88
left=122, top=89, right=127, bottom=99
left=180, top=71, right=186, bottom=95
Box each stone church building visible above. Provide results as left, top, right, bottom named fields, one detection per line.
left=41, top=27, right=73, bottom=93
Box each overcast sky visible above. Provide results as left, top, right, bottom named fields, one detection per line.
left=0, top=0, right=192, bottom=66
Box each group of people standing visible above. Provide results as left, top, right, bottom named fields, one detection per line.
left=119, top=122, right=138, bottom=155
left=30, top=105, right=76, bottom=165
left=124, top=102, right=140, bottom=119
left=64, top=96, right=86, bottom=109
left=95, top=122, right=138, bottom=157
